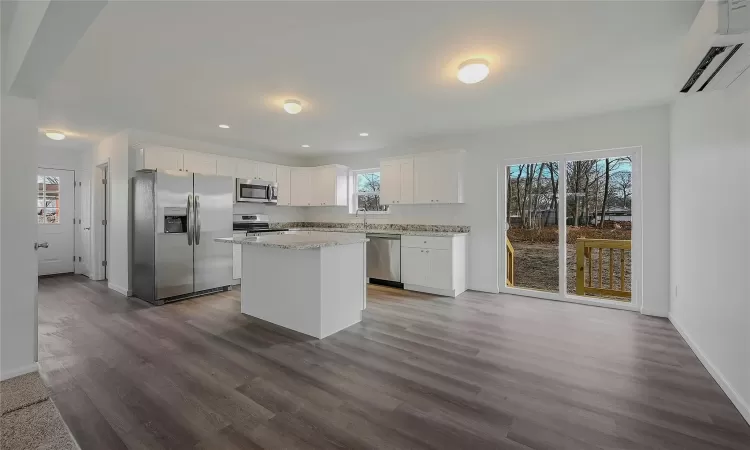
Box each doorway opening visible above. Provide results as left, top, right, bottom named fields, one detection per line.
left=501, top=147, right=641, bottom=310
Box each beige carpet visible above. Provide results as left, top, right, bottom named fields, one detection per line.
left=1, top=371, right=78, bottom=449
left=1, top=372, right=49, bottom=414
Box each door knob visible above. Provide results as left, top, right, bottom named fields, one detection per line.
left=84, top=227, right=91, bottom=230
left=34, top=242, right=49, bottom=250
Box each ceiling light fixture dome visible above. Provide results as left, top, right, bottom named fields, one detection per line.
left=457, top=59, right=490, bottom=84
left=219, top=124, right=230, bottom=129
left=45, top=131, right=66, bottom=140
left=301, top=144, right=310, bottom=148
left=359, top=132, right=369, bottom=137
left=283, top=99, right=303, bottom=114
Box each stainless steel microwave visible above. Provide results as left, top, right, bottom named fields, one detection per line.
left=235, top=178, right=278, bottom=204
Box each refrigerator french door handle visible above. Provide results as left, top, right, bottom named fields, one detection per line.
left=195, top=195, right=201, bottom=245
left=187, top=194, right=193, bottom=246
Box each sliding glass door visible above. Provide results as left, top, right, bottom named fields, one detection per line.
left=502, top=148, right=640, bottom=310
left=505, top=162, right=560, bottom=294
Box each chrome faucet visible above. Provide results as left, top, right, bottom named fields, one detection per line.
left=355, top=208, right=367, bottom=230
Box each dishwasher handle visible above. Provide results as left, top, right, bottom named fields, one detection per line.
left=366, top=233, right=401, bottom=240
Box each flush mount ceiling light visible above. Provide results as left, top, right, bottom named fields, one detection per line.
left=359, top=132, right=369, bottom=137
left=283, top=99, right=303, bottom=114
left=301, top=144, right=310, bottom=148
left=45, top=131, right=66, bottom=140
left=457, top=59, right=490, bottom=84
left=218, top=124, right=230, bottom=129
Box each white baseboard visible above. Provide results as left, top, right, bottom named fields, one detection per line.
left=468, top=285, right=500, bottom=294
left=640, top=307, right=668, bottom=318
left=670, top=314, right=750, bottom=426
left=107, top=283, right=131, bottom=297
left=1, top=363, right=38, bottom=381
left=404, top=284, right=456, bottom=298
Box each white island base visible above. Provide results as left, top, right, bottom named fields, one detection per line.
left=238, top=237, right=367, bottom=339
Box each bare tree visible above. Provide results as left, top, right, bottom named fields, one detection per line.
left=612, top=171, right=632, bottom=208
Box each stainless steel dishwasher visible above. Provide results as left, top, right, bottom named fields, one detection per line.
left=366, top=234, right=402, bottom=286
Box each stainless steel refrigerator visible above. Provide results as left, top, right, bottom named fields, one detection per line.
left=132, top=169, right=233, bottom=305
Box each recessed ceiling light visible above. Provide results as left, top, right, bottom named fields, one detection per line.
left=359, top=132, right=369, bottom=137
left=218, top=124, right=230, bottom=129
left=301, top=144, right=310, bottom=148
left=457, top=59, right=490, bottom=84
left=283, top=99, right=302, bottom=114
left=45, top=131, right=66, bottom=140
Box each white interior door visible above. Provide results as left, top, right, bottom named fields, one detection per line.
left=37, top=168, right=75, bottom=275
left=77, top=178, right=92, bottom=275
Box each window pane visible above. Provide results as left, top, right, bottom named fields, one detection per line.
left=44, top=177, right=60, bottom=192
left=44, top=208, right=59, bottom=224
left=37, top=175, right=61, bottom=224
left=566, top=157, right=632, bottom=302
left=357, top=172, right=381, bottom=193
left=506, top=162, right=560, bottom=293
left=357, top=194, right=388, bottom=212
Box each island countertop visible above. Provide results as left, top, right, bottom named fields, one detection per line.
left=215, top=234, right=368, bottom=250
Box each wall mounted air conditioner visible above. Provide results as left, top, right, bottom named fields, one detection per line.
left=680, top=0, right=750, bottom=93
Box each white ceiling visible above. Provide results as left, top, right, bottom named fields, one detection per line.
left=38, top=1, right=702, bottom=155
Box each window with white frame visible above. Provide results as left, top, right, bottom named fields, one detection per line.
left=352, top=169, right=388, bottom=213
left=37, top=175, right=61, bottom=224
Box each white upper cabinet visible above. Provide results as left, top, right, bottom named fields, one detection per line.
left=290, top=168, right=312, bottom=206
left=236, top=159, right=259, bottom=180
left=143, top=146, right=184, bottom=172
left=257, top=162, right=277, bottom=182
left=311, top=167, right=335, bottom=206
left=414, top=150, right=465, bottom=204
left=380, top=157, right=414, bottom=205
left=291, top=166, right=348, bottom=207
left=276, top=166, right=292, bottom=206
left=311, top=166, right=348, bottom=207
left=183, top=151, right=217, bottom=175
left=234, top=160, right=276, bottom=181
left=216, top=156, right=239, bottom=177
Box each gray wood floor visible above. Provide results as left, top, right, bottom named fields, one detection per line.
left=38, top=275, right=749, bottom=450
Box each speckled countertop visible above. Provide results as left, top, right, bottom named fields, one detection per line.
left=215, top=234, right=369, bottom=250
left=284, top=227, right=468, bottom=237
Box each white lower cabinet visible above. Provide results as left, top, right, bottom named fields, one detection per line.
left=233, top=232, right=244, bottom=280
left=401, top=235, right=466, bottom=297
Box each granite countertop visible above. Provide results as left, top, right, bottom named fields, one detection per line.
left=215, top=234, right=369, bottom=250
left=284, top=227, right=468, bottom=237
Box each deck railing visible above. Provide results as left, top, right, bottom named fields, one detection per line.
left=506, top=237, right=515, bottom=287
left=575, top=238, right=631, bottom=300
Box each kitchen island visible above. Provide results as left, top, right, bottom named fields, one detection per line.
left=215, top=233, right=368, bottom=339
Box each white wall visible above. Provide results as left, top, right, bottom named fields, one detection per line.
left=93, top=131, right=130, bottom=294
left=0, top=96, right=39, bottom=379
left=669, top=87, right=750, bottom=424
left=234, top=203, right=305, bottom=223
left=311, top=104, right=671, bottom=314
